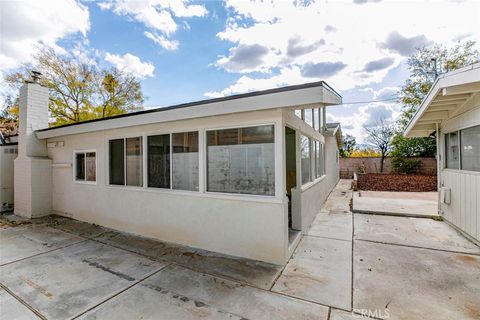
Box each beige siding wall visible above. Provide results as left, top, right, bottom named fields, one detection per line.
left=441, top=170, right=479, bottom=241
left=439, top=92, right=480, bottom=242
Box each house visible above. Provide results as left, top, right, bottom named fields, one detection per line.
left=404, top=63, right=480, bottom=244
left=0, top=133, right=17, bottom=212
left=14, top=77, right=342, bottom=264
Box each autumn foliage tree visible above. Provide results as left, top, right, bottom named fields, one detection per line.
left=3, top=47, right=144, bottom=127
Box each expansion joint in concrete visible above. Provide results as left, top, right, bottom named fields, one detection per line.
left=354, top=238, right=480, bottom=256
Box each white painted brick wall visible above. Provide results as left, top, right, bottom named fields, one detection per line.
left=14, top=82, right=52, bottom=218
left=18, top=84, right=49, bottom=157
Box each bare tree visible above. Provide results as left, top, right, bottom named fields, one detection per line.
left=365, top=119, right=396, bottom=172
left=4, top=47, right=144, bottom=127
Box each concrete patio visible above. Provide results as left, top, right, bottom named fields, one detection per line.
left=353, top=190, right=438, bottom=218
left=1, top=180, right=479, bottom=319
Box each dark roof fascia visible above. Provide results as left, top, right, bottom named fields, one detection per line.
left=37, top=81, right=341, bottom=133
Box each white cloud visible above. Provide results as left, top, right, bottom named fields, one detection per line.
left=205, top=67, right=303, bottom=97
left=328, top=102, right=402, bottom=144
left=164, top=0, right=207, bottom=17
left=105, top=53, right=155, bottom=78
left=381, top=31, right=432, bottom=56
left=372, top=86, right=399, bottom=100
left=217, top=44, right=270, bottom=73
left=207, top=0, right=480, bottom=97
left=99, top=0, right=207, bottom=49
left=0, top=0, right=90, bottom=70
left=144, top=31, right=179, bottom=51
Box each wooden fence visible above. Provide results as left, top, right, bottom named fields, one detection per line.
left=339, top=157, right=437, bottom=178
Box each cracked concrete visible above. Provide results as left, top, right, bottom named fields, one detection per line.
left=272, top=235, right=352, bottom=310
left=353, top=191, right=438, bottom=218
left=0, top=288, right=40, bottom=320
left=1, top=179, right=479, bottom=319
left=0, top=241, right=165, bottom=320
left=355, top=214, right=480, bottom=254
left=79, top=280, right=246, bottom=320
left=307, top=211, right=352, bottom=241
left=354, top=240, right=480, bottom=320
left=94, top=229, right=282, bottom=290
left=0, top=224, right=84, bottom=265
left=136, top=264, right=329, bottom=320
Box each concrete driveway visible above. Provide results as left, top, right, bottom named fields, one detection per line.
left=1, top=180, right=479, bottom=319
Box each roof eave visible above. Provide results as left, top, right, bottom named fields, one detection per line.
left=404, top=63, right=480, bottom=138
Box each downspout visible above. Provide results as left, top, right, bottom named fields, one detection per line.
left=436, top=122, right=441, bottom=215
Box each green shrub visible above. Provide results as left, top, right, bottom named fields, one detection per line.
left=392, top=157, right=422, bottom=174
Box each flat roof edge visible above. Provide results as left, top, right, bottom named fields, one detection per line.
left=37, top=81, right=341, bottom=134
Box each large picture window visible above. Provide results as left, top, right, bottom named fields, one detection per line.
left=109, top=137, right=143, bottom=186
left=148, top=134, right=170, bottom=188
left=172, top=132, right=199, bottom=191
left=460, top=125, right=480, bottom=172
left=207, top=125, right=275, bottom=196
left=301, top=135, right=311, bottom=184
left=75, top=151, right=96, bottom=182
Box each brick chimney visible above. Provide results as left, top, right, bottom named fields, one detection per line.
left=14, top=72, right=52, bottom=218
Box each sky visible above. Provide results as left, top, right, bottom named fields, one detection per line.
left=1, top=0, right=479, bottom=143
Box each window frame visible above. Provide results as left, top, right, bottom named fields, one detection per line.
left=143, top=130, right=201, bottom=192
left=459, top=124, right=480, bottom=172
left=108, top=136, right=144, bottom=187
left=171, top=130, right=200, bottom=191
left=300, top=134, right=312, bottom=185
left=73, top=149, right=97, bottom=185
left=444, top=124, right=480, bottom=173
left=204, top=123, right=276, bottom=197
left=147, top=133, right=171, bottom=189
left=444, top=131, right=460, bottom=170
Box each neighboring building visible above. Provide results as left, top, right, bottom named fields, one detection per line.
left=0, top=133, right=18, bottom=212
left=14, top=78, right=342, bottom=264
left=405, top=63, right=480, bottom=244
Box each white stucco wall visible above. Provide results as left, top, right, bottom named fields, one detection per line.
left=47, top=109, right=289, bottom=264
left=282, top=109, right=340, bottom=236
left=44, top=105, right=340, bottom=264
left=439, top=92, right=480, bottom=242
left=298, top=136, right=340, bottom=232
